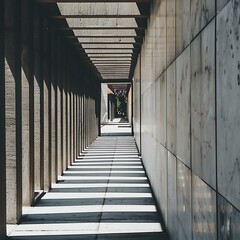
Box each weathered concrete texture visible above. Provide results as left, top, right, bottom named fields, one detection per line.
left=154, top=0, right=166, bottom=78
left=217, top=0, right=231, bottom=12
left=190, top=0, right=215, bottom=39
left=159, top=73, right=167, bottom=146
left=50, top=33, right=56, bottom=184
left=217, top=0, right=240, bottom=210
left=33, top=5, right=43, bottom=191
left=166, top=62, right=176, bottom=154
left=56, top=43, right=62, bottom=177
left=133, top=59, right=141, bottom=152
left=167, top=152, right=177, bottom=240
left=156, top=144, right=168, bottom=224
left=177, top=161, right=192, bottom=240
left=58, top=2, right=140, bottom=16
left=176, top=47, right=191, bottom=167
left=21, top=0, right=34, bottom=207
left=43, top=23, right=51, bottom=192
left=176, top=0, right=190, bottom=55
left=133, top=0, right=240, bottom=239
left=0, top=0, right=6, bottom=237
left=192, top=175, right=217, bottom=240
left=167, top=0, right=176, bottom=65
left=5, top=0, right=22, bottom=224
left=191, top=20, right=216, bottom=189
left=218, top=194, right=240, bottom=239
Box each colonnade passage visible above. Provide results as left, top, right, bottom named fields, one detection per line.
left=1, top=0, right=240, bottom=239
left=8, top=130, right=167, bottom=239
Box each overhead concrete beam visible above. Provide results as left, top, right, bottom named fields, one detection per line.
left=53, top=15, right=147, bottom=18
left=37, top=0, right=151, bottom=2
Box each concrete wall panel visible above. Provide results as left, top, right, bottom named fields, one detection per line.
left=167, top=152, right=178, bottom=240
left=191, top=20, right=216, bottom=188
left=167, top=0, right=176, bottom=65
left=176, top=47, right=191, bottom=167
left=192, top=175, right=217, bottom=240
left=176, top=0, right=190, bottom=55
left=218, top=195, right=240, bottom=239
left=177, top=161, right=192, bottom=240
left=167, top=62, right=176, bottom=154
left=190, top=0, right=215, bottom=39
left=133, top=0, right=240, bottom=238
left=217, top=0, right=240, bottom=210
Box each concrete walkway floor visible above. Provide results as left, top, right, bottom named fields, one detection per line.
left=8, top=134, right=168, bottom=239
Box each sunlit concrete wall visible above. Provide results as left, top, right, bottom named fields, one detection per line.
left=133, top=0, right=240, bottom=239
left=0, top=0, right=101, bottom=236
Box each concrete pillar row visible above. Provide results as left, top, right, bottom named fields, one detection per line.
left=0, top=0, right=6, bottom=237
left=5, top=0, right=22, bottom=224
left=1, top=2, right=101, bottom=235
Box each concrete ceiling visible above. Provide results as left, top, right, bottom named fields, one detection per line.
left=36, top=0, right=151, bottom=83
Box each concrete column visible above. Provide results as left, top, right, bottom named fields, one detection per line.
left=70, top=65, right=74, bottom=163
left=42, top=18, right=51, bottom=191
left=62, top=46, right=66, bottom=171
left=39, top=15, right=45, bottom=192
left=57, top=38, right=62, bottom=176
left=73, top=93, right=76, bottom=160
left=65, top=53, right=70, bottom=168
left=0, top=0, right=6, bottom=237
left=75, top=94, right=78, bottom=157
left=70, top=79, right=74, bottom=164
left=80, top=95, right=82, bottom=154
left=21, top=0, right=34, bottom=207
left=5, top=0, right=22, bottom=223
left=33, top=3, right=43, bottom=193
left=77, top=95, right=81, bottom=156
left=82, top=95, right=86, bottom=150
left=80, top=95, right=83, bottom=154
left=50, top=31, right=56, bottom=183
left=54, top=35, right=59, bottom=179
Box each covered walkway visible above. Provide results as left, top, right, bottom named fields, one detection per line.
left=1, top=0, right=240, bottom=239
left=8, top=125, right=167, bottom=239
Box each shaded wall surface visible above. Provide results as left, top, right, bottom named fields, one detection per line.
left=0, top=0, right=101, bottom=236
left=133, top=0, right=240, bottom=239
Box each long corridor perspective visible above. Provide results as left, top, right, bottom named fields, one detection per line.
left=8, top=129, right=167, bottom=239
left=1, top=0, right=240, bottom=239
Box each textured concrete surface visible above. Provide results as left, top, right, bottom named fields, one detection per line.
left=8, top=130, right=167, bottom=240
left=191, top=20, right=216, bottom=189
left=5, top=0, right=22, bottom=224
left=0, top=0, right=6, bottom=237
left=133, top=0, right=240, bottom=238
left=217, top=0, right=240, bottom=212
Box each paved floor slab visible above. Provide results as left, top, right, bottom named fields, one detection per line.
left=8, top=123, right=168, bottom=239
